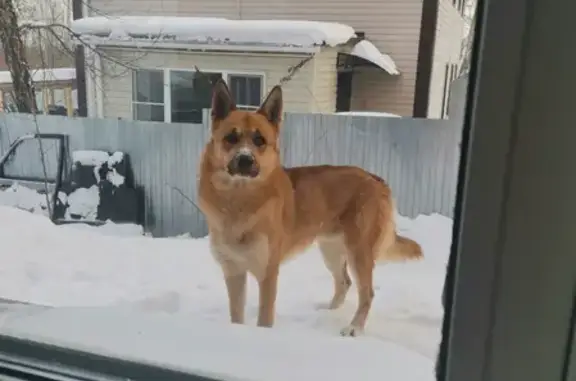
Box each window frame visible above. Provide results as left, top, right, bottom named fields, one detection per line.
left=130, top=68, right=266, bottom=123
left=0, top=133, right=68, bottom=221
left=0, top=134, right=65, bottom=185
left=0, top=0, right=573, bottom=378
left=131, top=69, right=166, bottom=122
left=441, top=62, right=459, bottom=118
left=441, top=63, right=450, bottom=118
left=227, top=73, right=265, bottom=111
left=439, top=0, right=576, bottom=380
left=167, top=70, right=224, bottom=124
left=0, top=333, right=225, bottom=381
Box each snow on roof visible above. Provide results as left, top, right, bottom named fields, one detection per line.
left=71, top=16, right=357, bottom=48
left=350, top=40, right=399, bottom=75
left=336, top=111, right=402, bottom=118
left=0, top=68, right=76, bottom=84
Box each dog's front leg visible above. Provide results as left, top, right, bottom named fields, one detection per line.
left=225, top=272, right=247, bottom=324
left=220, top=261, right=247, bottom=324
left=256, top=262, right=280, bottom=328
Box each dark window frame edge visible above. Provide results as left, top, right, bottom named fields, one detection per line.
left=441, top=0, right=576, bottom=379
left=0, top=334, right=229, bottom=381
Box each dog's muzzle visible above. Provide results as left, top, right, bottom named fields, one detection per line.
left=227, top=153, right=259, bottom=177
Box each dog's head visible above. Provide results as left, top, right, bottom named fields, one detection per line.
left=206, top=78, right=283, bottom=184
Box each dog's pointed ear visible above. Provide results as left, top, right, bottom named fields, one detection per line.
left=211, top=78, right=236, bottom=121
left=258, top=85, right=283, bottom=127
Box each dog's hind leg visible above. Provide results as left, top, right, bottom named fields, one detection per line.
left=339, top=241, right=375, bottom=337
left=317, top=237, right=352, bottom=310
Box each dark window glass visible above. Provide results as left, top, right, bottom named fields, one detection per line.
left=132, top=70, right=164, bottom=104
left=170, top=71, right=222, bottom=124
left=229, top=75, right=262, bottom=109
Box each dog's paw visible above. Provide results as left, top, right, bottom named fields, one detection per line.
left=340, top=325, right=363, bottom=337
left=315, top=302, right=336, bottom=310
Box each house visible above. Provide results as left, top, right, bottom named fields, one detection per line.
left=0, top=41, right=78, bottom=116
left=0, top=68, right=78, bottom=116
left=72, top=0, right=467, bottom=120
left=72, top=17, right=399, bottom=124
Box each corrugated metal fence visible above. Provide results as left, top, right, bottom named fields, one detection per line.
left=0, top=110, right=462, bottom=237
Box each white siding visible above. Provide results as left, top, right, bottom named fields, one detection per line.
left=311, top=48, right=338, bottom=113
left=347, top=0, right=423, bottom=116
left=427, top=0, right=466, bottom=118
left=99, top=48, right=323, bottom=119
left=86, top=0, right=238, bottom=18
left=88, top=0, right=423, bottom=116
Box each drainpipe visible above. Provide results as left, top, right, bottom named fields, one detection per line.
left=72, top=0, right=87, bottom=117
left=85, top=49, right=95, bottom=118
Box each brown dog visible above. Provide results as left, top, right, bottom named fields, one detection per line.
left=198, top=79, right=423, bottom=336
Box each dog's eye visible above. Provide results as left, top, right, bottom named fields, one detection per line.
left=223, top=131, right=239, bottom=144
left=252, top=131, right=266, bottom=147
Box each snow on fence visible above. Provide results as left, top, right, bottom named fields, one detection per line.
left=0, top=110, right=462, bottom=237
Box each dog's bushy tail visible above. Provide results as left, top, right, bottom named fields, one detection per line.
left=384, top=234, right=423, bottom=262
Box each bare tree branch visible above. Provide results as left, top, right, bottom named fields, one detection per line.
left=0, top=0, right=37, bottom=113
left=0, top=0, right=54, bottom=216
left=278, top=55, right=314, bottom=86
left=459, top=0, right=477, bottom=76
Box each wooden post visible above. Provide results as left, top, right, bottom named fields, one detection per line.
left=64, top=86, right=73, bottom=117
left=42, top=87, right=50, bottom=114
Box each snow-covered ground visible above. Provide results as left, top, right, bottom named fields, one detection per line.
left=0, top=182, right=144, bottom=235
left=0, top=183, right=54, bottom=216
left=0, top=193, right=451, bottom=380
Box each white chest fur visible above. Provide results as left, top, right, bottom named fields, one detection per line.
left=209, top=233, right=270, bottom=281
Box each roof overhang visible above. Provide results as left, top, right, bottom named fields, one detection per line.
left=80, top=39, right=321, bottom=55
left=340, top=40, right=400, bottom=75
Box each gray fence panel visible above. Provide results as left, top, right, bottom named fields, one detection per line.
left=0, top=113, right=210, bottom=237
left=0, top=110, right=461, bottom=237
left=281, top=113, right=460, bottom=218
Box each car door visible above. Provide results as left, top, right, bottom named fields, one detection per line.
left=0, top=133, right=68, bottom=220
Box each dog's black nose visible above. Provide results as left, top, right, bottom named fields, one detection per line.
left=236, top=154, right=254, bottom=172
left=228, top=153, right=258, bottom=177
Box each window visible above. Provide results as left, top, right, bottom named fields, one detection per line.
left=441, top=62, right=459, bottom=118
left=0, top=91, right=42, bottom=113
left=132, top=70, right=165, bottom=122
left=132, top=69, right=264, bottom=123
left=34, top=90, right=44, bottom=113
left=53, top=89, right=65, bottom=106
left=228, top=74, right=263, bottom=110
left=1, top=136, right=61, bottom=182
left=170, top=71, right=222, bottom=124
